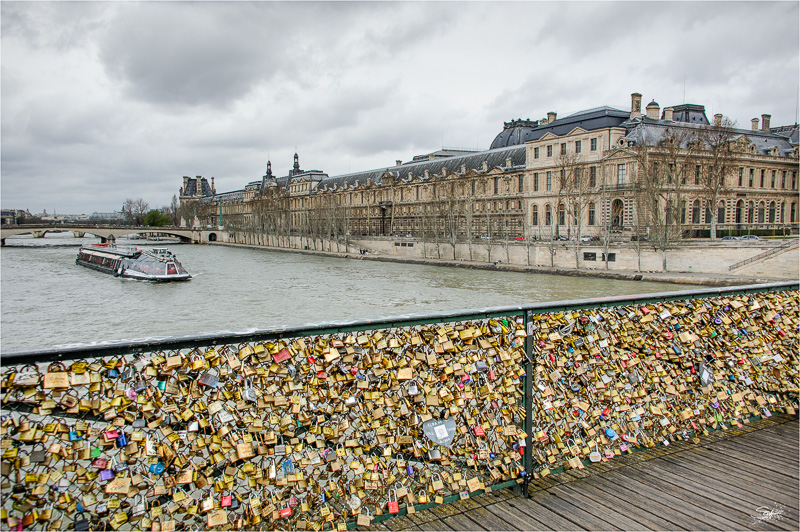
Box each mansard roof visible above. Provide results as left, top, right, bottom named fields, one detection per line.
left=183, top=176, right=213, bottom=197
left=314, top=144, right=526, bottom=193
left=490, top=107, right=630, bottom=149
left=622, top=117, right=797, bottom=156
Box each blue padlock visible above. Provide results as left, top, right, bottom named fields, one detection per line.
left=107, top=368, right=119, bottom=378
left=406, top=464, right=414, bottom=475
left=69, top=430, right=81, bottom=442
left=605, top=427, right=617, bottom=439
left=149, top=462, right=165, bottom=475
left=116, top=433, right=128, bottom=448
left=156, top=380, right=166, bottom=391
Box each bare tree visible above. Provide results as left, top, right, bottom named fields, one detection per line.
left=697, top=117, right=737, bottom=240
left=555, top=152, right=591, bottom=268
left=463, top=195, right=476, bottom=261
left=122, top=198, right=150, bottom=225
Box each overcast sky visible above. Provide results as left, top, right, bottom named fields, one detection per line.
left=2, top=1, right=798, bottom=215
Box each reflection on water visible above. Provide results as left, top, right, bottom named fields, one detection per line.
left=1, top=234, right=693, bottom=351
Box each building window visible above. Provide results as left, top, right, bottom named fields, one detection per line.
left=735, top=200, right=744, bottom=224
left=602, top=253, right=616, bottom=262
left=718, top=201, right=725, bottom=224
left=547, top=145, right=553, bottom=157
left=749, top=169, right=754, bottom=187
left=793, top=171, right=797, bottom=189
left=583, top=252, right=596, bottom=261
left=782, top=171, right=787, bottom=189
left=760, top=170, right=765, bottom=188
left=617, top=164, right=626, bottom=185
left=575, top=140, right=582, bottom=153
left=747, top=201, right=754, bottom=224
left=738, top=168, right=744, bottom=187
left=769, top=201, right=776, bottom=223
left=532, top=205, right=539, bottom=225
left=589, top=166, right=597, bottom=187
left=471, top=180, right=475, bottom=195
left=416, top=186, right=419, bottom=200
left=771, top=170, right=776, bottom=188
left=612, top=199, right=624, bottom=228
left=518, top=174, right=524, bottom=193
left=493, top=177, right=499, bottom=195
left=591, top=138, right=597, bottom=151
left=692, top=200, right=700, bottom=223
left=588, top=202, right=595, bottom=225
left=546, top=171, right=552, bottom=191
left=545, top=204, right=551, bottom=226
left=560, top=143, right=567, bottom=155
left=695, top=165, right=701, bottom=185
left=792, top=202, right=797, bottom=223
left=758, top=201, right=765, bottom=223
left=558, top=203, right=566, bottom=226
left=780, top=201, right=785, bottom=223
left=533, top=173, right=539, bottom=192
left=534, top=147, right=539, bottom=159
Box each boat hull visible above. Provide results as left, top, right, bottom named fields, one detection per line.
left=76, top=245, right=191, bottom=282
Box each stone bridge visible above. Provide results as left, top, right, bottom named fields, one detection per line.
left=0, top=224, right=222, bottom=246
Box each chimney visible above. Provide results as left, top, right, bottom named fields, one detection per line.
left=547, top=112, right=557, bottom=124
left=646, top=100, right=660, bottom=120
left=506, top=157, right=512, bottom=168
left=196, top=176, right=203, bottom=196
left=663, top=107, right=674, bottom=121
left=751, top=118, right=759, bottom=131
left=714, top=114, right=723, bottom=127
left=761, top=114, right=771, bottom=131
left=396, top=160, right=402, bottom=166
left=183, top=176, right=189, bottom=193
left=630, top=93, right=642, bottom=119
left=211, top=177, right=216, bottom=195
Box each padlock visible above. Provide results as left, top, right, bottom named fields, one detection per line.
left=73, top=512, right=90, bottom=532
left=387, top=490, right=399, bottom=514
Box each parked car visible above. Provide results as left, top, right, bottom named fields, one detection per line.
left=722, top=236, right=739, bottom=241
left=740, top=235, right=761, bottom=240
left=630, top=236, right=649, bottom=241
left=580, top=236, right=599, bottom=242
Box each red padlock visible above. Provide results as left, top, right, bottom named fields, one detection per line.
left=221, top=495, right=232, bottom=508
left=387, top=490, right=399, bottom=514
left=473, top=425, right=485, bottom=437
left=280, top=506, right=292, bottom=518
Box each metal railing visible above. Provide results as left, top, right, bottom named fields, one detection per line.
left=1, top=281, right=797, bottom=531
left=728, top=240, right=797, bottom=270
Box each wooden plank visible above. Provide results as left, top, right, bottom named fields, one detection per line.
left=632, top=461, right=780, bottom=529
left=598, top=470, right=738, bottom=530
left=670, top=448, right=800, bottom=494
left=555, top=477, right=683, bottom=530
left=580, top=475, right=700, bottom=530
left=381, top=516, right=418, bottom=531
left=479, top=499, right=554, bottom=531
left=530, top=489, right=624, bottom=530
left=440, top=511, right=489, bottom=531
left=500, top=497, right=590, bottom=531
left=713, top=438, right=800, bottom=466
left=408, top=517, right=453, bottom=531
left=549, top=484, right=655, bottom=530
left=706, top=446, right=800, bottom=480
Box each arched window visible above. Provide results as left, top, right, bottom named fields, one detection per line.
left=792, top=202, right=797, bottom=223
left=611, top=199, right=624, bottom=228
left=705, top=202, right=712, bottom=224
left=735, top=200, right=744, bottom=224
left=545, top=204, right=552, bottom=226
left=747, top=201, right=754, bottom=224
left=681, top=200, right=686, bottom=224
left=692, top=200, right=700, bottom=224
left=780, top=202, right=785, bottom=223
left=557, top=203, right=566, bottom=226
left=588, top=202, right=596, bottom=226
left=758, top=201, right=765, bottom=224
left=768, top=201, right=776, bottom=223
left=717, top=201, right=726, bottom=224
left=532, top=205, right=539, bottom=226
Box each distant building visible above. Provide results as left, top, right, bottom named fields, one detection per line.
left=180, top=91, right=799, bottom=244
left=0, top=209, right=31, bottom=225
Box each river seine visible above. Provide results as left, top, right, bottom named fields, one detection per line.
left=1, top=234, right=692, bottom=352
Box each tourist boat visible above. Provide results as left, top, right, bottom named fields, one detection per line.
left=76, top=244, right=191, bottom=281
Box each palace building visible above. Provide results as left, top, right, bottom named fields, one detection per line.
left=179, top=92, right=799, bottom=248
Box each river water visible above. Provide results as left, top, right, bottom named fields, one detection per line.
left=1, top=233, right=692, bottom=352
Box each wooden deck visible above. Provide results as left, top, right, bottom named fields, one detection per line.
left=376, top=415, right=798, bottom=531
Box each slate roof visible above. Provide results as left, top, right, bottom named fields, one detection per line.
left=183, top=177, right=213, bottom=197
left=622, top=117, right=797, bottom=156
left=490, top=106, right=630, bottom=149
left=314, top=144, right=526, bottom=192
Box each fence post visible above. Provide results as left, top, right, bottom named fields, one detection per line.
left=523, top=310, right=533, bottom=496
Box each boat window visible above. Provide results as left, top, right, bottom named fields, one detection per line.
left=167, top=263, right=177, bottom=275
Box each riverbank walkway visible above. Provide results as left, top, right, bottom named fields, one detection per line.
left=374, top=415, right=798, bottom=531
left=211, top=241, right=794, bottom=286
